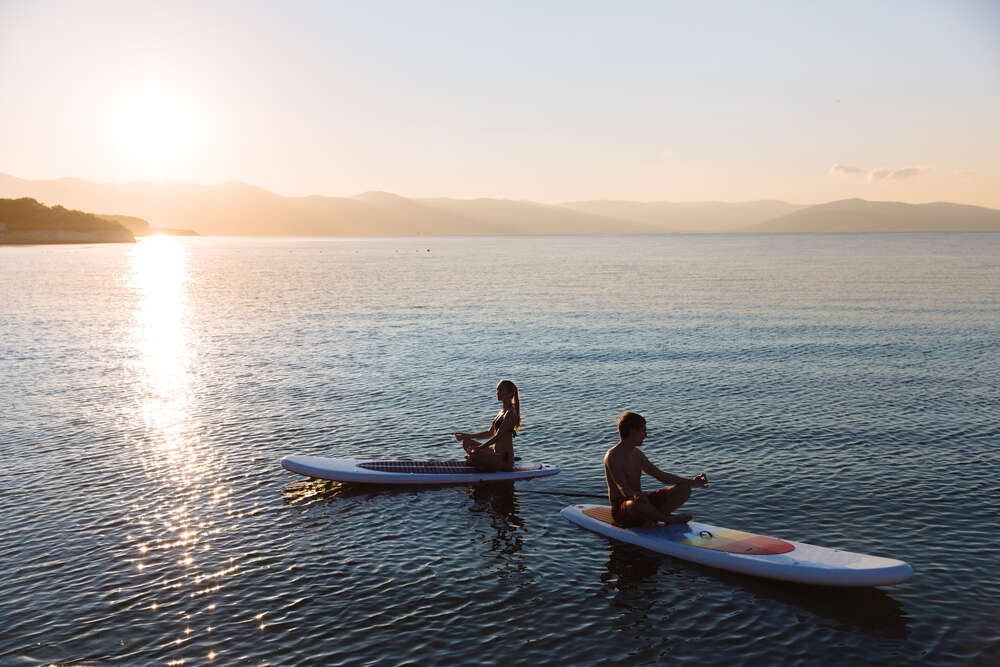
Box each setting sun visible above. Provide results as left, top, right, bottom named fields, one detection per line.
left=111, top=88, right=199, bottom=178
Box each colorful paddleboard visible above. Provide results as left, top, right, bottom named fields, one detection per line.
left=561, top=504, right=913, bottom=586
left=281, top=455, right=560, bottom=484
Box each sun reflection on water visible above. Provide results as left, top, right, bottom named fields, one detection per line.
left=128, top=236, right=195, bottom=450
left=125, top=238, right=231, bottom=659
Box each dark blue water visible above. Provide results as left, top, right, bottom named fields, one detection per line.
left=1, top=234, right=998, bottom=664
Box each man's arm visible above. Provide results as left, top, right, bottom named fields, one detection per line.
left=639, top=451, right=708, bottom=488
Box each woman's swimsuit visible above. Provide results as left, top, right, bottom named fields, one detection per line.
left=490, top=410, right=516, bottom=464
left=491, top=410, right=517, bottom=437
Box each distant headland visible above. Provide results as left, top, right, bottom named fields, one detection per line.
left=98, top=213, right=199, bottom=238
left=0, top=198, right=135, bottom=244
left=0, top=196, right=198, bottom=245
left=1, top=172, right=999, bottom=237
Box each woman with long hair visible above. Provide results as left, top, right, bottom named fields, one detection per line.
left=453, top=379, right=522, bottom=472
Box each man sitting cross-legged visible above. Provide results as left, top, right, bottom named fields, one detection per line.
left=603, top=411, right=709, bottom=527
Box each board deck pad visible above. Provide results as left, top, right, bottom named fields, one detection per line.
left=281, top=455, right=560, bottom=485
left=583, top=506, right=794, bottom=555
left=357, top=460, right=543, bottom=474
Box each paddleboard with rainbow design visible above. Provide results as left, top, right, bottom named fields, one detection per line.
left=561, top=504, right=913, bottom=586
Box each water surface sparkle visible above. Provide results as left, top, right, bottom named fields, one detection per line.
left=1, top=234, right=998, bottom=664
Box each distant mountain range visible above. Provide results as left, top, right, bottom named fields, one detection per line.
left=742, top=198, right=1000, bottom=233
left=2, top=172, right=998, bottom=235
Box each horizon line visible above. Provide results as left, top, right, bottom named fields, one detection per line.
left=6, top=170, right=997, bottom=210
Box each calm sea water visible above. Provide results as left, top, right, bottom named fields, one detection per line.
left=1, top=234, right=998, bottom=665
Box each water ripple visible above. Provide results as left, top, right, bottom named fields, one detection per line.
left=1, top=235, right=998, bottom=664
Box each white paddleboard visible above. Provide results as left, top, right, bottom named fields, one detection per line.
left=561, top=504, right=913, bottom=587
left=282, top=455, right=560, bottom=484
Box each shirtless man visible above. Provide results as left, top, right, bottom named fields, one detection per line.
left=604, top=411, right=709, bottom=527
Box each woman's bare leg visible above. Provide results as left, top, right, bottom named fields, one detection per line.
left=465, top=448, right=512, bottom=472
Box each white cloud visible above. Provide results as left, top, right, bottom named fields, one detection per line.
left=868, top=166, right=931, bottom=183
left=828, top=163, right=867, bottom=177
left=828, top=163, right=932, bottom=183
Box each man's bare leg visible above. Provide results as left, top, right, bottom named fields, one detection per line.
left=621, top=498, right=673, bottom=527
left=653, top=485, right=693, bottom=524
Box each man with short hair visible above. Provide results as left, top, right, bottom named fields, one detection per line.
left=604, top=411, right=709, bottom=527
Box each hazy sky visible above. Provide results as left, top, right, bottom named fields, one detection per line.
left=2, top=1, right=998, bottom=205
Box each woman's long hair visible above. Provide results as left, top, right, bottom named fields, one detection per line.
left=498, top=379, right=522, bottom=432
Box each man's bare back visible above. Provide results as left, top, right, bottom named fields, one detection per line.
left=603, top=446, right=645, bottom=510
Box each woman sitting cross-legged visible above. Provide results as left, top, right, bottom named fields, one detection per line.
left=453, top=379, right=522, bottom=472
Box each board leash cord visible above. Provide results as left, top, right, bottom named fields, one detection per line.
left=519, top=489, right=607, bottom=499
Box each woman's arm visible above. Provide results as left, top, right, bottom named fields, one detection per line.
left=469, top=411, right=518, bottom=452
left=466, top=432, right=500, bottom=453
left=454, top=429, right=493, bottom=441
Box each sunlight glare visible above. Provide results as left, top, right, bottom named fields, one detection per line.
left=128, top=236, right=193, bottom=451
left=112, top=88, right=199, bottom=178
